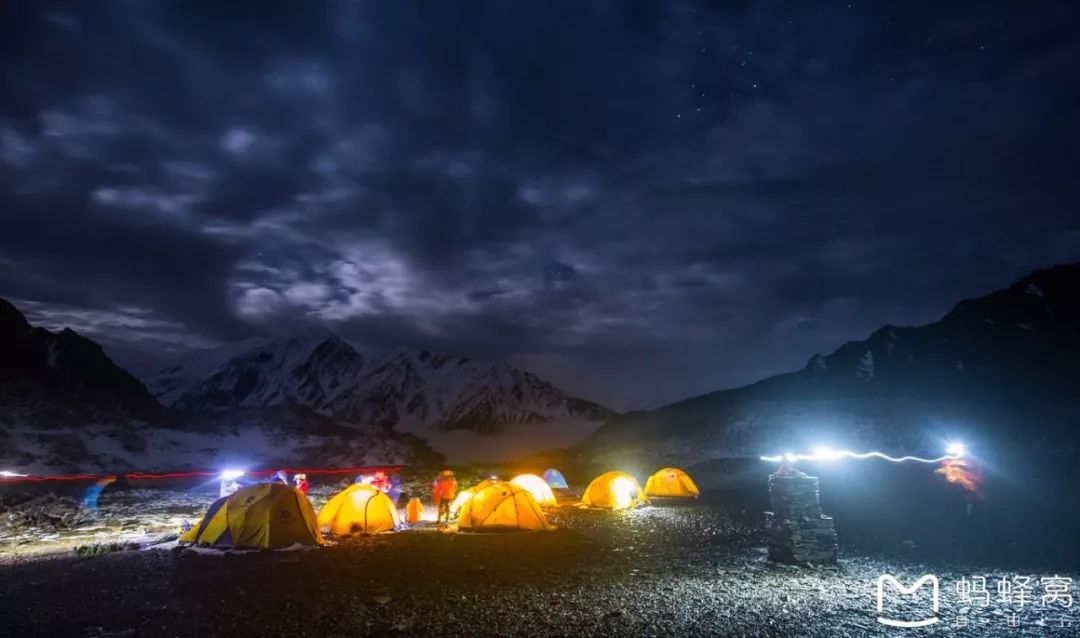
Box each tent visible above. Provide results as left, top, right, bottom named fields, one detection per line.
left=509, top=473, right=557, bottom=506
left=449, top=488, right=474, bottom=519
left=318, top=483, right=400, bottom=535
left=457, top=480, right=553, bottom=531
left=644, top=467, right=700, bottom=498
left=542, top=468, right=569, bottom=489
left=449, top=478, right=499, bottom=519
left=179, top=483, right=322, bottom=549
left=405, top=497, right=424, bottom=524
left=581, top=471, right=649, bottom=510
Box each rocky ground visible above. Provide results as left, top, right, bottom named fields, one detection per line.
left=1, top=484, right=1077, bottom=637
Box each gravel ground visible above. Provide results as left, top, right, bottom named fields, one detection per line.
left=2, top=494, right=1077, bottom=637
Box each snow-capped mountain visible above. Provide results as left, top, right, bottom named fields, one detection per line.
left=149, top=328, right=366, bottom=411
left=583, top=262, right=1080, bottom=464
left=146, top=333, right=614, bottom=435
left=0, top=299, right=438, bottom=473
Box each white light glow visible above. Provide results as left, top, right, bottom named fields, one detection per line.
left=450, top=489, right=473, bottom=518
left=761, top=443, right=966, bottom=465
left=220, top=469, right=245, bottom=480
left=945, top=442, right=966, bottom=457
left=812, top=446, right=841, bottom=461
left=611, top=477, right=638, bottom=509
left=0, top=470, right=29, bottom=478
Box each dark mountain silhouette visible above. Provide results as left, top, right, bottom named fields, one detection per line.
left=0, top=298, right=161, bottom=419
left=583, top=262, right=1080, bottom=463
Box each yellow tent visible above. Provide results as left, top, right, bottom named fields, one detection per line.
left=644, top=467, right=700, bottom=498
left=179, top=482, right=322, bottom=549
left=449, top=488, right=474, bottom=519
left=318, top=483, right=400, bottom=535
left=581, top=471, right=649, bottom=510
left=457, top=480, right=553, bottom=531
left=448, top=478, right=497, bottom=520
left=509, top=473, right=557, bottom=506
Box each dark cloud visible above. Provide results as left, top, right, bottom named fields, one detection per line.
left=2, top=1, right=1078, bottom=409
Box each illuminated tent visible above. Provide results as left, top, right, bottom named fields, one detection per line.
left=457, top=480, right=553, bottom=531
left=644, top=467, right=700, bottom=498
left=509, top=473, right=558, bottom=506
left=542, top=468, right=569, bottom=489
left=448, top=479, right=497, bottom=519
left=581, top=471, right=649, bottom=510
left=405, top=497, right=424, bottom=524
left=179, top=483, right=322, bottom=549
left=318, top=483, right=400, bottom=535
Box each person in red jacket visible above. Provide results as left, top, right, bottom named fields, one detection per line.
left=432, top=470, right=457, bottom=523
left=293, top=473, right=309, bottom=497
left=370, top=470, right=391, bottom=493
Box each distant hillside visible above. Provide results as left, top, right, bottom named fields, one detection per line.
left=582, top=263, right=1080, bottom=464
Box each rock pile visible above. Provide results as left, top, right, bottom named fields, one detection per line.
left=764, top=467, right=837, bottom=564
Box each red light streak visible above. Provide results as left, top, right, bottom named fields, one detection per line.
left=0, top=466, right=403, bottom=484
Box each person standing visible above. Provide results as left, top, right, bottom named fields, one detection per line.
left=293, top=473, right=309, bottom=497
left=432, top=469, right=457, bottom=524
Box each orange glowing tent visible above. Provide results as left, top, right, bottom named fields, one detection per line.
left=405, top=497, right=424, bottom=523
left=457, top=480, right=553, bottom=531
left=644, top=467, right=700, bottom=498
left=581, top=471, right=648, bottom=510
left=509, top=473, right=557, bottom=506
left=317, top=484, right=400, bottom=535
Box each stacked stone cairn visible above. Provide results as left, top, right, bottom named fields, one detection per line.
left=764, top=466, right=838, bottom=564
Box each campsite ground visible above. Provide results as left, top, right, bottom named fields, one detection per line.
left=2, top=459, right=1080, bottom=636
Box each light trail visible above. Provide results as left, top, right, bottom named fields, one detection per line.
left=760, top=443, right=966, bottom=465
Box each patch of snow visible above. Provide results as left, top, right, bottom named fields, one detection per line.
left=1025, top=283, right=1044, bottom=298
left=855, top=350, right=875, bottom=381
left=45, top=341, right=61, bottom=368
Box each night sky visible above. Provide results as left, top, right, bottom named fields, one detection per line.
left=1, top=1, right=1078, bottom=410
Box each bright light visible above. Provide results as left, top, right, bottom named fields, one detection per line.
left=509, top=474, right=557, bottom=506
left=611, top=477, right=638, bottom=509
left=220, top=469, right=245, bottom=480
left=762, top=442, right=971, bottom=465
left=450, top=489, right=473, bottom=518
left=0, top=470, right=29, bottom=478
left=812, top=446, right=840, bottom=461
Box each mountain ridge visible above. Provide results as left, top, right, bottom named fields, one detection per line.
left=582, top=262, right=1080, bottom=462
left=0, top=300, right=440, bottom=472
left=145, top=331, right=614, bottom=435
